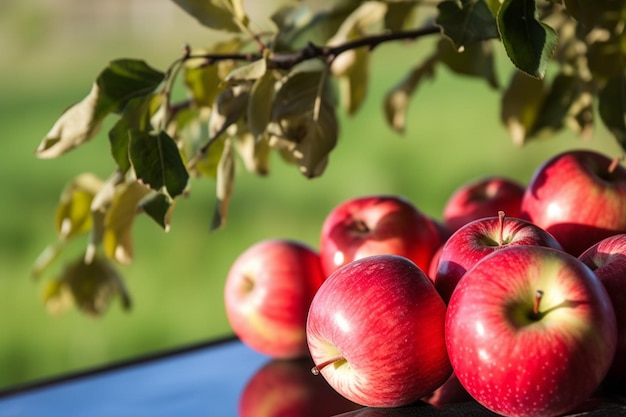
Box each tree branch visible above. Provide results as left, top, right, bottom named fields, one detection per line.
left=186, top=25, right=441, bottom=70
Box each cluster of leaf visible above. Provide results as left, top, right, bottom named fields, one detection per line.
left=32, top=0, right=626, bottom=316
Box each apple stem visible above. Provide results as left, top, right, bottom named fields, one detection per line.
left=532, top=290, right=544, bottom=319
left=311, top=356, right=345, bottom=375
left=498, top=210, right=506, bottom=246
left=609, top=156, right=623, bottom=174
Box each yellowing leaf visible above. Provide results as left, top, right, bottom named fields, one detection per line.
left=384, top=54, right=438, bottom=133
left=43, top=254, right=131, bottom=317
left=54, top=173, right=104, bottom=240
left=235, top=132, right=271, bottom=175
left=225, top=59, right=267, bottom=85
left=247, top=69, right=277, bottom=141
left=211, top=138, right=235, bottom=230
left=170, top=0, right=242, bottom=32
left=35, top=83, right=105, bottom=159
left=102, top=182, right=151, bottom=264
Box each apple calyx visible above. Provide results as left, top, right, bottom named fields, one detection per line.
left=351, top=219, right=370, bottom=234
left=530, top=289, right=544, bottom=320
left=311, top=356, right=347, bottom=375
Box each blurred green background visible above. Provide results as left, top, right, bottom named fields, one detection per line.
left=0, top=0, right=620, bottom=391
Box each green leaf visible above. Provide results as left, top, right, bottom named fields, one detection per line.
left=437, top=38, right=499, bottom=89
left=436, top=0, right=499, bottom=51
left=384, top=54, right=438, bottom=133
left=96, top=59, right=165, bottom=113
left=55, top=173, right=104, bottom=240
left=529, top=73, right=584, bottom=137
left=598, top=75, right=626, bottom=150
left=170, top=0, right=245, bottom=32
left=497, top=0, right=558, bottom=79
left=108, top=94, right=162, bottom=172
left=129, top=130, right=190, bottom=198
left=500, top=70, right=545, bottom=145
left=211, top=138, right=235, bottom=231
left=140, top=192, right=174, bottom=232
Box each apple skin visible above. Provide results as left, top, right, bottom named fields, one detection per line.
left=579, top=233, right=626, bottom=382
left=446, top=245, right=617, bottom=417
left=238, top=357, right=362, bottom=417
left=306, top=254, right=452, bottom=408
left=434, top=213, right=563, bottom=304
left=443, top=176, right=525, bottom=232
left=319, top=195, right=442, bottom=277
left=224, top=239, right=325, bottom=359
left=520, top=149, right=626, bottom=256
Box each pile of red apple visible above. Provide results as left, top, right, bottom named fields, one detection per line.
left=224, top=149, right=626, bottom=417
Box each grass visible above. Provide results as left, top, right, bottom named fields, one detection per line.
left=0, top=7, right=621, bottom=391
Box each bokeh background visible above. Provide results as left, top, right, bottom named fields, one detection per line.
left=0, top=0, right=620, bottom=391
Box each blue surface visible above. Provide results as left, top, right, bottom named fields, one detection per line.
left=0, top=338, right=271, bottom=417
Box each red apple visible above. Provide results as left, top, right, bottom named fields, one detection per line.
left=319, top=195, right=442, bottom=277
left=520, top=149, right=626, bottom=256
left=446, top=245, right=617, bottom=417
left=443, top=176, right=525, bottom=232
left=224, top=239, right=325, bottom=359
left=579, top=233, right=626, bottom=382
left=239, top=357, right=362, bottom=416
left=306, top=254, right=451, bottom=408
left=434, top=211, right=563, bottom=304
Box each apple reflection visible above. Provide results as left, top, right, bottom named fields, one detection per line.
left=239, top=357, right=363, bottom=417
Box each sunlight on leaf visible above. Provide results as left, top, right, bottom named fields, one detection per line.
left=235, top=132, right=271, bottom=175
left=32, top=241, right=66, bottom=281
left=102, top=181, right=151, bottom=264
left=55, top=173, right=104, bottom=240
left=268, top=70, right=338, bottom=177
left=170, top=0, right=243, bottom=32
left=35, top=83, right=105, bottom=159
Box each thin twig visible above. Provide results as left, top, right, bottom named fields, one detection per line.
left=184, top=25, right=441, bottom=70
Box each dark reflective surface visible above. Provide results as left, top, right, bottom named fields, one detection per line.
left=0, top=336, right=624, bottom=417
